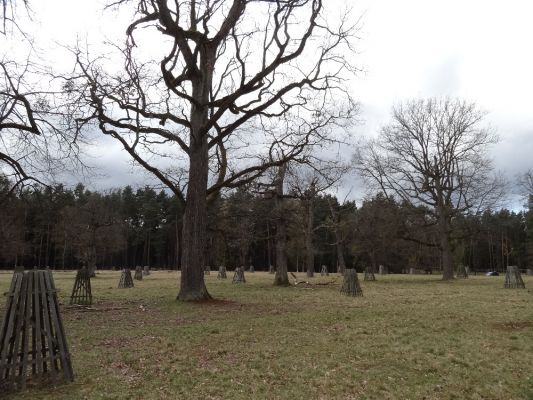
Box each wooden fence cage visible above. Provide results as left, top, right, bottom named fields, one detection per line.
left=70, top=267, right=92, bottom=305
left=118, top=269, right=134, bottom=289
left=0, top=270, right=74, bottom=391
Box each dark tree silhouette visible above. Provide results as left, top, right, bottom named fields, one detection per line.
left=68, top=0, right=358, bottom=300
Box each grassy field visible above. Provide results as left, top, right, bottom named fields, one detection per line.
left=0, top=270, right=532, bottom=400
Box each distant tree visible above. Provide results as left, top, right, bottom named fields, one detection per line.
left=352, top=194, right=403, bottom=274
left=355, top=98, right=505, bottom=280
left=288, top=161, right=347, bottom=277
left=61, top=191, right=125, bottom=275
left=69, top=0, right=358, bottom=300
left=224, top=187, right=257, bottom=267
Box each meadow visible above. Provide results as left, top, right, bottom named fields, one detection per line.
left=0, top=270, right=532, bottom=400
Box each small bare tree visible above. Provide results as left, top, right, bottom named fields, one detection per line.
left=68, top=0, right=359, bottom=300
left=288, top=160, right=348, bottom=277
left=355, top=98, right=504, bottom=280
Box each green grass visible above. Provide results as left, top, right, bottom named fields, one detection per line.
left=1, top=270, right=532, bottom=399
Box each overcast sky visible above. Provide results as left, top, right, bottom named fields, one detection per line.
left=8, top=0, right=533, bottom=209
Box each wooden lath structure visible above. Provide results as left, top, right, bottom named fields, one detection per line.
left=70, top=267, right=92, bottom=305
left=0, top=270, right=74, bottom=391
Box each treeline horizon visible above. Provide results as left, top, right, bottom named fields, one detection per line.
left=1, top=177, right=532, bottom=273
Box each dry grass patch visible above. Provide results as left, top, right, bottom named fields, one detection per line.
left=0, top=271, right=532, bottom=399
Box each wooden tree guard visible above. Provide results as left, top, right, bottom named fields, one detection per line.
left=320, top=265, right=329, bottom=276
left=340, top=269, right=363, bottom=297
left=249, top=265, right=255, bottom=273
left=204, top=265, right=211, bottom=275
left=133, top=266, right=143, bottom=281
left=70, top=268, right=92, bottom=305
left=527, top=269, right=532, bottom=276
left=364, top=266, right=376, bottom=281
left=14, top=266, right=24, bottom=274
left=217, top=266, right=227, bottom=279
left=142, top=266, right=150, bottom=276
left=0, top=270, right=74, bottom=391
left=118, top=269, right=134, bottom=288
left=232, top=267, right=246, bottom=283
left=456, top=264, right=468, bottom=279
left=268, top=265, right=275, bottom=274
left=504, top=266, right=525, bottom=289
left=378, top=265, right=387, bottom=275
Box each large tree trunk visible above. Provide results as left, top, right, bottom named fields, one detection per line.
left=177, top=142, right=211, bottom=301
left=438, top=211, right=454, bottom=280
left=177, top=51, right=213, bottom=301
left=274, top=165, right=289, bottom=286
left=305, top=197, right=314, bottom=278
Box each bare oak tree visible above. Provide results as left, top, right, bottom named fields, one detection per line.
left=69, top=0, right=358, bottom=300
left=355, top=98, right=504, bottom=280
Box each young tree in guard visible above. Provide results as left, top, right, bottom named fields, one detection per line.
left=14, top=265, right=23, bottom=273
left=249, top=265, right=255, bottom=273
left=70, top=267, right=92, bottom=305
left=143, top=266, right=150, bottom=276
left=268, top=265, right=275, bottom=274
left=504, top=266, right=525, bottom=289
left=217, top=266, right=227, bottom=279
left=456, top=263, right=468, bottom=279
left=340, top=268, right=363, bottom=297
left=204, top=265, right=211, bottom=275
left=118, top=269, right=134, bottom=288
left=134, top=266, right=143, bottom=280
left=70, top=0, right=358, bottom=301
left=232, top=267, right=246, bottom=284
left=0, top=270, right=74, bottom=391
left=527, top=269, right=533, bottom=276
left=364, top=266, right=376, bottom=281
left=320, top=265, right=328, bottom=276
left=378, top=265, right=387, bottom=275
left=355, top=99, right=504, bottom=280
